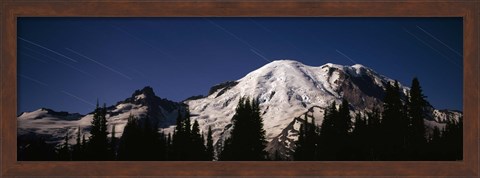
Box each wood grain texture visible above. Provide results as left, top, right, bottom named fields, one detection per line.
left=1, top=0, right=478, bottom=177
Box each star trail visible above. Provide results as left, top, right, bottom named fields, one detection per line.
left=17, top=17, right=463, bottom=114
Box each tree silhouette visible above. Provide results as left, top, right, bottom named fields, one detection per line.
left=380, top=81, right=408, bottom=160
left=190, top=120, right=207, bottom=160
left=442, top=116, right=463, bottom=160
left=18, top=135, right=56, bottom=161
left=406, top=77, right=428, bottom=160
left=317, top=101, right=337, bottom=160
left=171, top=110, right=192, bottom=160
left=335, top=98, right=353, bottom=160
left=109, top=124, right=117, bottom=160
left=58, top=130, right=71, bottom=161
left=117, top=114, right=142, bottom=160
left=351, top=113, right=368, bottom=160
left=205, top=126, right=215, bottom=160
left=219, top=97, right=267, bottom=161
left=72, top=126, right=82, bottom=160
left=166, top=133, right=172, bottom=160
left=365, top=108, right=382, bottom=160
left=86, top=102, right=109, bottom=160
left=294, top=116, right=317, bottom=161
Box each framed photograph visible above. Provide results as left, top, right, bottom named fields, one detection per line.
left=1, top=0, right=479, bottom=177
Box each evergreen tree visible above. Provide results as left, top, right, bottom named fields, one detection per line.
left=380, top=81, right=408, bottom=160
left=336, top=99, right=352, bottom=138
left=117, top=115, right=167, bottom=161
left=190, top=120, right=207, bottom=160
left=117, top=114, right=142, bottom=160
left=171, top=110, right=192, bottom=160
left=351, top=113, right=367, bottom=160
left=76, top=126, right=81, bottom=148
left=58, top=130, right=71, bottom=161
left=250, top=99, right=268, bottom=160
left=142, top=117, right=163, bottom=160
left=294, top=120, right=306, bottom=160
left=316, top=99, right=352, bottom=160
left=87, top=102, right=109, bottom=160
left=432, top=126, right=442, bottom=143
left=184, top=109, right=192, bottom=135
left=219, top=97, right=267, bottom=161
left=317, top=101, right=337, bottom=160
left=426, top=126, right=443, bottom=160
left=334, top=98, right=353, bottom=160
left=109, top=124, right=117, bottom=160
left=365, top=108, right=382, bottom=160
left=72, top=126, right=82, bottom=160
left=407, top=77, right=428, bottom=160
left=294, top=114, right=318, bottom=161
left=442, top=116, right=463, bottom=160
left=205, top=126, right=215, bottom=161
left=294, top=119, right=306, bottom=160
left=18, top=135, right=57, bottom=161
left=81, top=134, right=86, bottom=153
left=166, top=133, right=172, bottom=160
left=159, top=131, right=168, bottom=160
left=320, top=102, right=337, bottom=138
left=294, top=116, right=317, bottom=161
left=305, top=117, right=318, bottom=160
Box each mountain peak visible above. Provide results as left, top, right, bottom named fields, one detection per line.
left=132, top=86, right=156, bottom=99
left=269, top=59, right=302, bottom=64
left=321, top=62, right=344, bottom=69
left=351, top=63, right=366, bottom=69
left=264, top=60, right=369, bottom=72
left=263, top=59, right=304, bottom=68
left=140, top=86, right=155, bottom=95
left=250, top=59, right=308, bottom=77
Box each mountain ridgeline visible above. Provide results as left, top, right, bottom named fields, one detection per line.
left=18, top=60, right=462, bottom=161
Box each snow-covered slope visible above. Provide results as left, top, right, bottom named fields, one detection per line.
left=18, top=86, right=185, bottom=147
left=18, top=108, right=85, bottom=145
left=18, top=60, right=462, bottom=159
left=185, top=60, right=461, bottom=159
left=187, top=60, right=394, bottom=144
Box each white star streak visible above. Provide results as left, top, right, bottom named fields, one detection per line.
left=23, top=47, right=95, bottom=78
left=20, top=53, right=48, bottom=63
left=18, top=37, right=78, bottom=63
left=335, top=49, right=358, bottom=64
left=416, top=26, right=463, bottom=57
left=65, top=48, right=133, bottom=80
left=206, top=18, right=270, bottom=63
left=249, top=18, right=310, bottom=60
left=130, top=68, right=147, bottom=78
left=403, top=28, right=461, bottom=69
left=61, top=90, right=95, bottom=107
left=19, top=73, right=95, bottom=107
left=206, top=19, right=256, bottom=49
left=19, top=74, right=49, bottom=87
left=250, top=49, right=271, bottom=62
left=249, top=18, right=272, bottom=33
left=111, top=25, right=176, bottom=60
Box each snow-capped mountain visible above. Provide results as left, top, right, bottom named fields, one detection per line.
left=18, top=60, right=462, bottom=159
left=184, top=60, right=461, bottom=159
left=18, top=86, right=185, bottom=147
left=18, top=108, right=85, bottom=145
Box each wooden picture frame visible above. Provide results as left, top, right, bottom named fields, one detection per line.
left=1, top=0, right=478, bottom=177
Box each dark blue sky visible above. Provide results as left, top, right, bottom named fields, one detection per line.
left=17, top=17, right=463, bottom=114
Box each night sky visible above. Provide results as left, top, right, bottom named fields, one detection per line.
left=17, top=17, right=463, bottom=115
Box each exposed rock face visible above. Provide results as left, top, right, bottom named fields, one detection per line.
left=208, top=81, right=239, bottom=98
